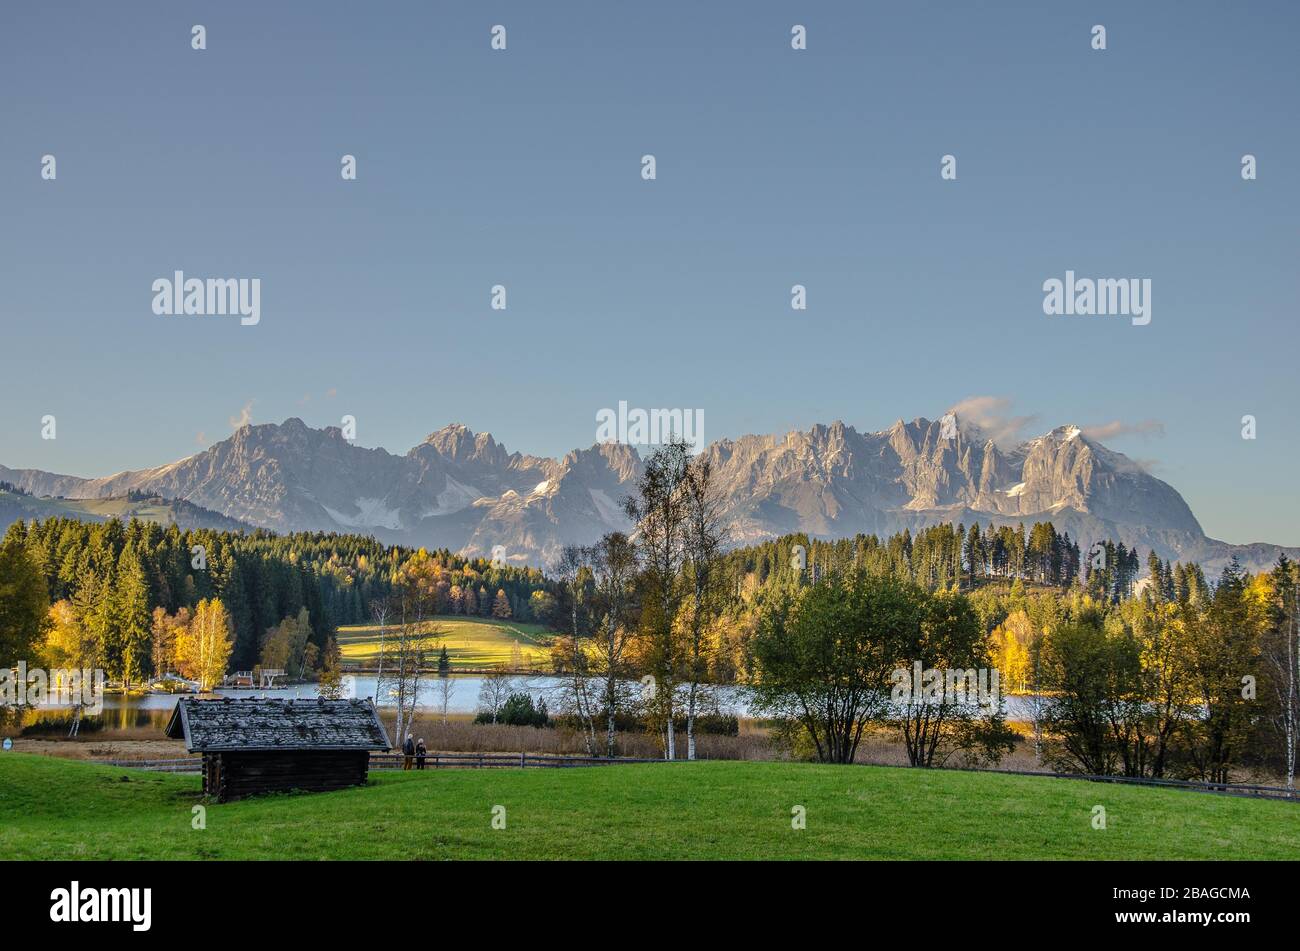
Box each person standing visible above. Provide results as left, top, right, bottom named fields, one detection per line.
left=416, top=738, right=427, bottom=770
left=402, top=732, right=415, bottom=770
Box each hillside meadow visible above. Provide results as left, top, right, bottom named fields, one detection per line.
left=335, top=616, right=551, bottom=669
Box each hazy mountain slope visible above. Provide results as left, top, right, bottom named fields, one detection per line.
left=0, top=488, right=254, bottom=534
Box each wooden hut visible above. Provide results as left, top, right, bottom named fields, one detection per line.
left=166, top=697, right=390, bottom=802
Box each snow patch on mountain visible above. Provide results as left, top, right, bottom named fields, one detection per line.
left=322, top=497, right=404, bottom=530
left=422, top=475, right=483, bottom=517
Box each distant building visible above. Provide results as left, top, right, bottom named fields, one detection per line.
left=258, top=668, right=286, bottom=688
left=166, top=697, right=390, bottom=802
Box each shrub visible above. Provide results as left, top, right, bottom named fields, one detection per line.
left=474, top=691, right=549, bottom=728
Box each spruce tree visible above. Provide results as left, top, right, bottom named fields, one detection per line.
left=0, top=536, right=50, bottom=670
left=115, top=546, right=154, bottom=687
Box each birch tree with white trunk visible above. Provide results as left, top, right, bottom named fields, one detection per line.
left=369, top=600, right=390, bottom=712
left=477, top=665, right=514, bottom=723
left=377, top=588, right=441, bottom=752
left=623, top=440, right=691, bottom=760
left=556, top=545, right=599, bottom=756
left=681, top=454, right=725, bottom=761
left=590, top=532, right=638, bottom=757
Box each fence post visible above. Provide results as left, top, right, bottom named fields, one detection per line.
left=520, top=751, right=526, bottom=768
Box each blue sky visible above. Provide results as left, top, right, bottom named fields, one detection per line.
left=1, top=1, right=1296, bottom=545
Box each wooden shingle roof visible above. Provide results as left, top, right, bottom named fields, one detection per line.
left=166, top=697, right=391, bottom=752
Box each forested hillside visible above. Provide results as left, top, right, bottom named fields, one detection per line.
left=0, top=483, right=251, bottom=533
left=1, top=516, right=549, bottom=681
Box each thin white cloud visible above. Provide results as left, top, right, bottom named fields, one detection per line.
left=229, top=400, right=255, bottom=431
left=1082, top=419, right=1165, bottom=441
left=945, top=395, right=1037, bottom=447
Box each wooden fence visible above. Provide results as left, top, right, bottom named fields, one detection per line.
left=368, top=752, right=679, bottom=769
left=97, top=752, right=677, bottom=773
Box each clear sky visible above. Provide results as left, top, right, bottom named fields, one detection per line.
left=1, top=1, right=1296, bottom=545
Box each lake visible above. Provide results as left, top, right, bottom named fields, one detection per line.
left=15, top=674, right=1043, bottom=732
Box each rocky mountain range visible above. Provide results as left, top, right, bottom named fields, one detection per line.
left=2, top=415, right=1293, bottom=574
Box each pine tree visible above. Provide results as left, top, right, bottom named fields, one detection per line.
left=115, top=546, right=154, bottom=687
left=0, top=535, right=50, bottom=670
left=1146, top=550, right=1164, bottom=602
left=90, top=560, right=122, bottom=680
left=964, top=524, right=983, bottom=582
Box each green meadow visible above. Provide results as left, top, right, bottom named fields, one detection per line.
left=335, top=615, right=551, bottom=669
left=2, top=752, right=1295, bottom=860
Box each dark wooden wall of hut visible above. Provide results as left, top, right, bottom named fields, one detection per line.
left=202, top=750, right=371, bottom=802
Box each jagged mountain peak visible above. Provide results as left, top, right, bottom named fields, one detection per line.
left=562, top=441, right=641, bottom=475
left=421, top=421, right=473, bottom=445
left=414, top=423, right=513, bottom=470
left=422, top=422, right=485, bottom=452
left=1047, top=423, right=1084, bottom=441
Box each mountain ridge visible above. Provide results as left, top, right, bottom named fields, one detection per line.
left=1, top=414, right=1290, bottom=573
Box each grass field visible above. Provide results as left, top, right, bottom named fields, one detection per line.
left=0, top=490, right=173, bottom=522
left=336, top=615, right=551, bottom=669
left=2, top=752, right=1296, bottom=860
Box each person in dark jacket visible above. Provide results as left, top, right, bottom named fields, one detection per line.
left=402, top=733, right=415, bottom=770
left=416, top=738, right=427, bottom=770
